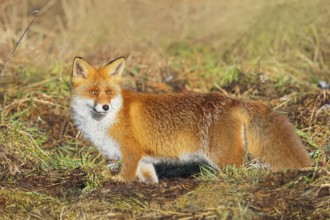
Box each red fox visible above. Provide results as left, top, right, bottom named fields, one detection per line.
left=71, top=57, right=311, bottom=183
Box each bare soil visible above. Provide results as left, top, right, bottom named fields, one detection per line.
left=1, top=167, right=329, bottom=219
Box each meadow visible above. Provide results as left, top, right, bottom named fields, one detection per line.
left=0, top=0, right=329, bottom=219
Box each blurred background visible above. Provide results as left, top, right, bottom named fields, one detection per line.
left=0, top=0, right=329, bottom=90
left=0, top=2, right=329, bottom=218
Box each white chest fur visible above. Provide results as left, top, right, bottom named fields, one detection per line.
left=71, top=96, right=123, bottom=160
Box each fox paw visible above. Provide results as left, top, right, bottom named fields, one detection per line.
left=137, top=163, right=159, bottom=183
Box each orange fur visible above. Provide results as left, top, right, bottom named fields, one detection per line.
left=71, top=57, right=311, bottom=183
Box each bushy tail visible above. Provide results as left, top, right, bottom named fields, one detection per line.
left=243, top=102, right=311, bottom=171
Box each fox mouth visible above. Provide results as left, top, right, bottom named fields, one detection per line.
left=87, top=105, right=108, bottom=115
left=92, top=108, right=108, bottom=114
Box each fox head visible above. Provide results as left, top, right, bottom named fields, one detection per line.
left=71, top=57, right=125, bottom=116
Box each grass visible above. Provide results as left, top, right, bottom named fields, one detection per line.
left=0, top=189, right=61, bottom=219
left=171, top=167, right=262, bottom=219
left=0, top=0, right=329, bottom=219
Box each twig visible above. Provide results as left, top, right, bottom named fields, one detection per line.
left=0, top=10, right=39, bottom=82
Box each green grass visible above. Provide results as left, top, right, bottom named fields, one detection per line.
left=0, top=189, right=62, bottom=218
left=0, top=121, right=49, bottom=177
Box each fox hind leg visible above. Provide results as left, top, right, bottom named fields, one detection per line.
left=208, top=116, right=245, bottom=168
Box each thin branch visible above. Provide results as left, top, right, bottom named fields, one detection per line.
left=0, top=10, right=39, bottom=82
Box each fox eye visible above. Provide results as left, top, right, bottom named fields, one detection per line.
left=89, top=90, right=98, bottom=96
left=106, top=90, right=112, bottom=96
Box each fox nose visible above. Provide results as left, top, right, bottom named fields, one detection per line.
left=102, top=104, right=109, bottom=111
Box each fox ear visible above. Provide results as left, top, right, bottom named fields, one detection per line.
left=104, top=57, right=125, bottom=77
left=72, top=57, right=93, bottom=79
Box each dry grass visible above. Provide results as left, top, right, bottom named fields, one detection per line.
left=0, top=0, right=329, bottom=219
